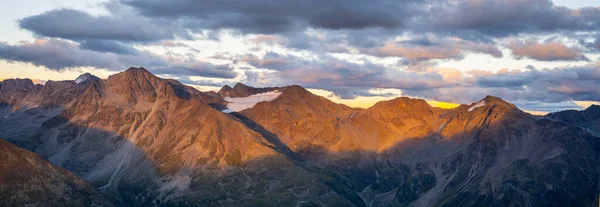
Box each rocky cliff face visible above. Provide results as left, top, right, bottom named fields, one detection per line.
left=1, top=68, right=600, bottom=207
left=0, top=139, right=112, bottom=207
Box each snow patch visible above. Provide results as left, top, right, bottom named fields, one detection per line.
left=468, top=100, right=486, bottom=112
left=74, top=76, right=87, bottom=84
left=222, top=90, right=282, bottom=113
left=221, top=108, right=234, bottom=113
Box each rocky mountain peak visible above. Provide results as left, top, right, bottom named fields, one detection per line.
left=233, top=82, right=250, bottom=89
left=108, top=67, right=161, bottom=85
left=584, top=104, right=600, bottom=115
left=73, top=73, right=99, bottom=85
left=0, top=78, right=35, bottom=92
left=125, top=66, right=151, bottom=74
left=217, top=84, right=233, bottom=97
left=273, top=85, right=331, bottom=105
left=103, top=67, right=197, bottom=104
left=219, top=82, right=280, bottom=98
left=280, top=85, right=307, bottom=92
left=462, top=95, right=520, bottom=113
left=370, top=97, right=431, bottom=110
left=218, top=84, right=232, bottom=92
left=108, top=67, right=156, bottom=81
left=482, top=95, right=510, bottom=104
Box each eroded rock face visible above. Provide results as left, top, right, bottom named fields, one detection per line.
left=0, top=139, right=112, bottom=207
left=1, top=68, right=600, bottom=207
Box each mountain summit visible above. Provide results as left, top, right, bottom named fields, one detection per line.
left=1, top=69, right=599, bottom=207
left=74, top=73, right=99, bottom=85
left=218, top=82, right=280, bottom=98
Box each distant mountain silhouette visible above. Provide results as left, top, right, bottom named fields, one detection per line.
left=547, top=104, right=600, bottom=133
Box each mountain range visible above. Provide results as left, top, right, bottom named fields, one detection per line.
left=0, top=67, right=599, bottom=207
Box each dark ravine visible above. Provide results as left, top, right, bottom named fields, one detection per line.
left=0, top=67, right=599, bottom=207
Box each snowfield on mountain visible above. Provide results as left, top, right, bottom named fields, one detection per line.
left=222, top=90, right=282, bottom=113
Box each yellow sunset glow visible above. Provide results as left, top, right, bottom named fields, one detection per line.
left=426, top=101, right=461, bottom=109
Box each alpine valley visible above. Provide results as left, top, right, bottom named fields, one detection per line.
left=1, top=67, right=599, bottom=207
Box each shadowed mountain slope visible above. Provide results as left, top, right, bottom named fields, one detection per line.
left=225, top=84, right=600, bottom=207
left=0, top=139, right=112, bottom=207
left=1, top=69, right=600, bottom=206
left=547, top=105, right=600, bottom=133
left=0, top=68, right=358, bottom=206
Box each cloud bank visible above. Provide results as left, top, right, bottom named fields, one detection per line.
left=2, top=0, right=600, bottom=112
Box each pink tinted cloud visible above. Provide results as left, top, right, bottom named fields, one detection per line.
left=363, top=39, right=502, bottom=61
left=508, top=41, right=588, bottom=61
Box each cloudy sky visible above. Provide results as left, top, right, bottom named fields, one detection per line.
left=1, top=0, right=599, bottom=113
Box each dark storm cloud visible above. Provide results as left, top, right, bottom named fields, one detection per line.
left=19, top=9, right=176, bottom=42
left=18, top=8, right=191, bottom=55
left=10, top=0, right=600, bottom=112
left=17, top=0, right=600, bottom=59
left=79, top=40, right=139, bottom=55
left=118, top=0, right=600, bottom=40
left=421, top=0, right=600, bottom=37
left=0, top=39, right=137, bottom=70
left=18, top=0, right=600, bottom=49
left=0, top=39, right=238, bottom=79
left=398, top=37, right=440, bottom=47
left=122, top=0, right=422, bottom=33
